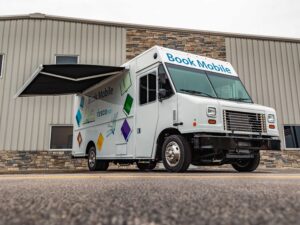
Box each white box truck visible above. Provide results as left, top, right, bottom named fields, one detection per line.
left=17, top=46, right=281, bottom=172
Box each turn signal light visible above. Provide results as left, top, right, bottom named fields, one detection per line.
left=269, top=124, right=275, bottom=129
left=208, top=119, right=216, bottom=124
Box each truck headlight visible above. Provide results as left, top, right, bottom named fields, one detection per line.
left=207, top=107, right=216, bottom=117
left=268, top=114, right=275, bottom=123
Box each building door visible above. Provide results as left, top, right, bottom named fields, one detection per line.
left=135, top=69, right=159, bottom=158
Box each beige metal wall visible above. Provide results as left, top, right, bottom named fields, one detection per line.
left=0, top=19, right=126, bottom=151
left=226, top=38, right=300, bottom=148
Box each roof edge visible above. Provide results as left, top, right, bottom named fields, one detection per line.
left=0, top=13, right=300, bottom=43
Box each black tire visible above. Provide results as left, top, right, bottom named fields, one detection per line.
left=231, top=153, right=260, bottom=172
left=162, top=135, right=191, bottom=172
left=136, top=161, right=157, bottom=171
left=87, top=146, right=109, bottom=171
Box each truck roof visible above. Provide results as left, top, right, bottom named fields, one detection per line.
left=126, top=46, right=238, bottom=77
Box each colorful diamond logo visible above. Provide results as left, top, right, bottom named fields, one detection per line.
left=123, top=94, right=133, bottom=116
left=121, top=119, right=132, bottom=142
left=97, top=133, right=104, bottom=151
left=76, top=110, right=82, bottom=126
left=77, top=132, right=82, bottom=147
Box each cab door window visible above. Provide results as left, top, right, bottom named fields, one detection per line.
left=158, top=64, right=174, bottom=98
left=139, top=72, right=157, bottom=105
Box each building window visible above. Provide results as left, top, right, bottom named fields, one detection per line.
left=55, top=55, right=78, bottom=64
left=0, top=54, right=4, bottom=78
left=50, top=126, right=73, bottom=149
left=284, top=125, right=300, bottom=149
left=139, top=72, right=157, bottom=105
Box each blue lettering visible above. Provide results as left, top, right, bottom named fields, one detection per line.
left=166, top=53, right=175, bottom=62
left=212, top=63, right=220, bottom=71
left=207, top=64, right=214, bottom=70
left=188, top=58, right=196, bottom=66
left=182, top=58, right=189, bottom=65
left=175, top=57, right=182, bottom=63
left=197, top=60, right=208, bottom=69
left=225, top=68, right=231, bottom=74
left=168, top=54, right=232, bottom=75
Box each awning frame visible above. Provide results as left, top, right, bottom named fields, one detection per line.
left=14, top=65, right=43, bottom=98
left=15, top=64, right=127, bottom=98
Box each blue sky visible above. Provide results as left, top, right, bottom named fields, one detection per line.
left=0, top=0, right=299, bottom=38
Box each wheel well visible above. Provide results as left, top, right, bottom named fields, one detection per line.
left=86, top=141, right=95, bottom=157
left=155, top=128, right=181, bottom=161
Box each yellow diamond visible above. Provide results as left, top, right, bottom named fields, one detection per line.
left=97, top=133, right=104, bottom=151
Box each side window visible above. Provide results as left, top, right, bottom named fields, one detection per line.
left=139, top=75, right=148, bottom=105
left=284, top=125, right=300, bottom=148
left=148, top=73, right=157, bottom=102
left=50, top=126, right=73, bottom=149
left=158, top=64, right=173, bottom=98
left=55, top=55, right=78, bottom=64
left=139, top=72, right=157, bottom=105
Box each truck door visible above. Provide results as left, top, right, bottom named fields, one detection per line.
left=135, top=68, right=159, bottom=158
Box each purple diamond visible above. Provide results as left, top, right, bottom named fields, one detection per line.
left=121, top=119, right=131, bottom=142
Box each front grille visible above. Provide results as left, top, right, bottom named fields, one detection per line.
left=223, top=110, right=267, bottom=133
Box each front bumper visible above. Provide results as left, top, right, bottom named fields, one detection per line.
left=193, top=134, right=281, bottom=151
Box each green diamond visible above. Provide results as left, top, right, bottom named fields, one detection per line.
left=123, top=94, right=133, bottom=116
left=120, top=72, right=132, bottom=95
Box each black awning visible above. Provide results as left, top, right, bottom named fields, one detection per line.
left=16, top=64, right=125, bottom=97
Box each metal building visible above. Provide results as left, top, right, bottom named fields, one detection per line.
left=0, top=13, right=299, bottom=158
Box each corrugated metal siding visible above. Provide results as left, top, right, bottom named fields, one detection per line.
left=226, top=38, right=300, bottom=148
left=0, top=19, right=126, bottom=151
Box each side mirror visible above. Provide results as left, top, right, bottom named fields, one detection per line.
left=159, top=88, right=167, bottom=101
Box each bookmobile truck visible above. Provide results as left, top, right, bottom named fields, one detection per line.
left=17, top=46, right=281, bottom=172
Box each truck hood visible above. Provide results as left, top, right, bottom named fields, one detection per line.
left=177, top=93, right=279, bottom=137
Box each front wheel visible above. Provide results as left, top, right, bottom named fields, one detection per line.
left=87, top=146, right=109, bottom=171
left=162, top=135, right=191, bottom=172
left=231, top=153, right=260, bottom=172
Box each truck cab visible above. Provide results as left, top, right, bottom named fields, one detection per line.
left=147, top=47, right=280, bottom=172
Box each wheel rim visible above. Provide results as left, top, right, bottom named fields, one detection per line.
left=165, top=141, right=181, bottom=167
left=88, top=150, right=96, bottom=168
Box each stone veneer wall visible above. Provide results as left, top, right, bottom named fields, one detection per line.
left=0, top=151, right=87, bottom=172
left=126, top=28, right=226, bottom=61
left=0, top=150, right=299, bottom=172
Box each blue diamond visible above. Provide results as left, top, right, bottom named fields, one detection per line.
left=76, top=110, right=82, bottom=126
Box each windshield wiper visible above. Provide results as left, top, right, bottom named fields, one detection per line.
left=225, top=97, right=251, bottom=102
left=180, top=89, right=215, bottom=98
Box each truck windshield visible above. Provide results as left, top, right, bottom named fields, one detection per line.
left=166, top=63, right=252, bottom=103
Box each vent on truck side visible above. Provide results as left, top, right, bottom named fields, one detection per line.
left=223, top=110, right=267, bottom=133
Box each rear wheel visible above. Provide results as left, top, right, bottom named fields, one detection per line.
left=162, top=135, right=191, bottom=172
left=136, top=161, right=157, bottom=171
left=231, top=153, right=260, bottom=172
left=87, top=146, right=109, bottom=171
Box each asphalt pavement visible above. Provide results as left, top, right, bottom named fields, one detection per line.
left=0, top=169, right=299, bottom=225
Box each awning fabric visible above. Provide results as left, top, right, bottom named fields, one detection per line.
left=16, top=64, right=125, bottom=97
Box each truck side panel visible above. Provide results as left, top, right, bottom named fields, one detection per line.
left=72, top=66, right=136, bottom=159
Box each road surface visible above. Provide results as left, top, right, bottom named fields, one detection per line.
left=0, top=169, right=299, bottom=225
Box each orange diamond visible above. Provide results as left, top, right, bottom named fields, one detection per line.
left=77, top=132, right=82, bottom=147
left=97, top=133, right=104, bottom=151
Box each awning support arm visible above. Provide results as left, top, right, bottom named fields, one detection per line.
left=39, top=71, right=123, bottom=82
